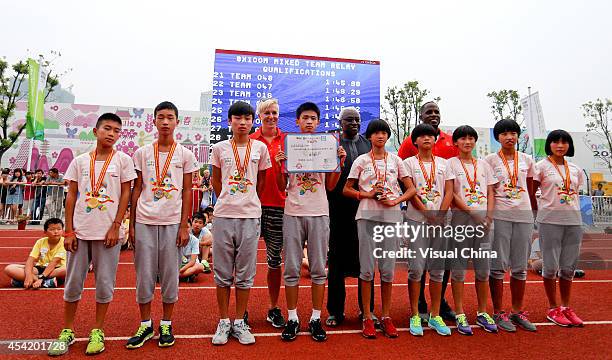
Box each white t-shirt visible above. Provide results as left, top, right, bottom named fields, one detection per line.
left=64, top=151, right=137, bottom=240
left=448, top=157, right=498, bottom=212
left=348, top=152, right=409, bottom=223
left=133, top=143, right=199, bottom=225
left=403, top=156, right=455, bottom=222
left=211, top=139, right=271, bottom=219
left=534, top=159, right=584, bottom=225
left=485, top=151, right=535, bottom=223
left=284, top=172, right=329, bottom=217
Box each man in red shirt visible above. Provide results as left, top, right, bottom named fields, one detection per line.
left=249, top=98, right=287, bottom=328
left=398, top=101, right=458, bottom=322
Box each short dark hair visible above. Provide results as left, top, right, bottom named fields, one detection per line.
left=411, top=123, right=438, bottom=146
left=296, top=102, right=320, bottom=120
left=545, top=129, right=575, bottom=157
left=44, top=217, right=64, bottom=231
left=35, top=169, right=43, bottom=174
left=192, top=212, right=206, bottom=223
left=365, top=119, right=391, bottom=139
left=2, top=168, right=10, bottom=175
left=228, top=101, right=255, bottom=119
left=154, top=101, right=179, bottom=118
left=598, top=183, right=603, bottom=188
left=203, top=206, right=214, bottom=215
left=49, top=168, right=59, bottom=174
left=493, top=119, right=521, bottom=141
left=96, top=113, right=122, bottom=128
left=452, top=125, right=479, bottom=143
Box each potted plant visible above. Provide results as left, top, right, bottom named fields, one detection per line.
left=16, top=214, right=30, bottom=230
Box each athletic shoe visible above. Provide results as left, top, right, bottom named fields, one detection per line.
left=493, top=311, right=516, bottom=332
left=308, top=319, right=327, bottom=342
left=428, top=315, right=451, bottom=336
left=10, top=279, right=24, bottom=288
left=476, top=313, right=498, bottom=333
left=440, top=300, right=457, bottom=322
left=85, top=328, right=105, bottom=355
left=455, top=314, right=473, bottom=335
left=409, top=315, right=423, bottom=337
left=281, top=320, right=300, bottom=341
left=380, top=317, right=399, bottom=338
left=267, top=307, right=286, bottom=328
left=126, top=324, right=154, bottom=349
left=232, top=321, right=255, bottom=345
left=547, top=307, right=572, bottom=327
left=574, top=269, right=585, bottom=278
left=362, top=319, right=376, bottom=339
left=561, top=307, right=584, bottom=327
left=48, top=328, right=75, bottom=356
left=211, top=320, right=232, bottom=345
left=359, top=312, right=381, bottom=328
left=158, top=324, right=175, bottom=347
left=510, top=311, right=537, bottom=332
left=202, top=259, right=211, bottom=273
left=41, top=278, right=57, bottom=288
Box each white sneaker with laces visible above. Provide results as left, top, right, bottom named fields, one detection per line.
left=212, top=320, right=232, bottom=345
left=232, top=321, right=255, bottom=345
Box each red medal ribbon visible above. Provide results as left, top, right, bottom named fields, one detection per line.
left=89, top=150, right=115, bottom=196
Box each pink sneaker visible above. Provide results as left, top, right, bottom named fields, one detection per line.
left=561, top=307, right=584, bottom=327
left=547, top=307, right=572, bottom=327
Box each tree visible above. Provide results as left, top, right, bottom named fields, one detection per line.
left=583, top=98, right=612, bottom=175
left=0, top=53, right=62, bottom=165
left=486, top=89, right=529, bottom=152
left=381, top=80, right=439, bottom=150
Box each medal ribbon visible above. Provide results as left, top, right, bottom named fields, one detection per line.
left=154, top=141, right=177, bottom=188
left=547, top=156, right=571, bottom=191
left=417, top=154, right=436, bottom=191
left=231, top=139, right=252, bottom=178
left=498, top=150, right=518, bottom=188
left=369, top=150, right=388, bottom=188
left=459, top=157, right=478, bottom=193
left=89, top=150, right=115, bottom=196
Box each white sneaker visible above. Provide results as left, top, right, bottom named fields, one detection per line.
left=212, top=320, right=232, bottom=345
left=231, top=321, right=255, bottom=345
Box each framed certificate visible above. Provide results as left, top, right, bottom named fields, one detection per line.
left=284, top=133, right=339, bottom=173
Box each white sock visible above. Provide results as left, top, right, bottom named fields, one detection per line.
left=220, top=318, right=230, bottom=324
left=233, top=319, right=245, bottom=326
left=160, top=320, right=171, bottom=326
left=141, top=319, right=152, bottom=327
left=288, top=309, right=298, bottom=322
left=477, top=312, right=486, bottom=316
left=310, top=309, right=321, bottom=321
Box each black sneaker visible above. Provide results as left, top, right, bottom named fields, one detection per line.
left=158, top=324, right=175, bottom=347
left=281, top=320, right=299, bottom=341
left=308, top=319, right=327, bottom=342
left=267, top=307, right=286, bottom=328
left=125, top=324, right=154, bottom=349
left=440, top=300, right=456, bottom=322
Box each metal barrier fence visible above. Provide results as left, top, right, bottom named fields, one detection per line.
left=592, top=196, right=612, bottom=226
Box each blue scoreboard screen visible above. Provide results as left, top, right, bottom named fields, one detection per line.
left=210, top=49, right=380, bottom=143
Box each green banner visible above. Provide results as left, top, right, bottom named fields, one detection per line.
left=26, top=58, right=47, bottom=140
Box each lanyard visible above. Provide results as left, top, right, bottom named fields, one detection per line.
left=417, top=154, right=436, bottom=190
left=498, top=150, right=518, bottom=187
left=231, top=139, right=252, bottom=178
left=459, top=157, right=478, bottom=192
left=154, top=142, right=177, bottom=187
left=89, top=150, right=115, bottom=196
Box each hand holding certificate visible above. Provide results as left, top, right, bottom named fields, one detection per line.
left=284, top=133, right=341, bottom=173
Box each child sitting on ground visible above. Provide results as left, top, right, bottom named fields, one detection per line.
left=179, top=223, right=206, bottom=282
left=3, top=218, right=66, bottom=288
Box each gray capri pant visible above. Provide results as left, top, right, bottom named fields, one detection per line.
left=538, top=223, right=583, bottom=281
left=490, top=219, right=532, bottom=281
left=405, top=218, right=446, bottom=283
left=449, top=211, right=491, bottom=282
left=357, top=219, right=399, bottom=283
left=211, top=217, right=260, bottom=289
left=64, top=240, right=121, bottom=303
left=283, top=215, right=329, bottom=287
left=134, top=223, right=180, bottom=304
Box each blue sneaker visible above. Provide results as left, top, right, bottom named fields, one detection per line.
left=476, top=313, right=498, bottom=333
left=428, top=315, right=451, bottom=336
left=409, top=315, right=423, bottom=336
left=455, top=314, right=472, bottom=335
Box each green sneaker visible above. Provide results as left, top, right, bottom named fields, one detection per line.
left=202, top=259, right=211, bottom=273
left=428, top=315, right=451, bottom=336
left=85, top=329, right=105, bottom=355
left=48, top=328, right=75, bottom=356
left=409, top=315, right=423, bottom=336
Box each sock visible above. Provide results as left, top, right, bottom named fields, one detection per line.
left=455, top=313, right=465, bottom=320
left=233, top=319, right=245, bottom=326
left=288, top=309, right=298, bottom=322
left=477, top=312, right=487, bottom=316
left=141, top=319, right=152, bottom=327
left=220, top=318, right=230, bottom=324
left=160, top=320, right=171, bottom=326
left=310, top=309, right=321, bottom=321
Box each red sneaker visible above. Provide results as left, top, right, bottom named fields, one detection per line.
left=362, top=319, right=377, bottom=339
left=380, top=317, right=399, bottom=338
left=547, top=307, right=572, bottom=327
left=561, top=307, right=584, bottom=327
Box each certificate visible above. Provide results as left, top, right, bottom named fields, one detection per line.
left=285, top=133, right=339, bottom=173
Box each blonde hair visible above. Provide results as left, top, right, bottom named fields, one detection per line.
left=256, top=98, right=279, bottom=115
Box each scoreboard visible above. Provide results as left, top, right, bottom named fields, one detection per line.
left=210, top=49, right=380, bottom=143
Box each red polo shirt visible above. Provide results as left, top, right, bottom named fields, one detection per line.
left=397, top=128, right=458, bottom=160
left=250, top=127, right=286, bottom=208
